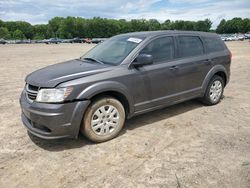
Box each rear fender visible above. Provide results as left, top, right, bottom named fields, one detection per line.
left=201, top=65, right=228, bottom=94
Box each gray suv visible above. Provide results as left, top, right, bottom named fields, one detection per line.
left=20, top=31, right=231, bottom=142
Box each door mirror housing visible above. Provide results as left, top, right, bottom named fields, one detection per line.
left=133, top=54, right=153, bottom=67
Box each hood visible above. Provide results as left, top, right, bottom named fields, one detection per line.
left=26, top=59, right=111, bottom=87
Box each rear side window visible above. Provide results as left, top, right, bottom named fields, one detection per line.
left=178, top=36, right=204, bottom=58
left=140, top=36, right=175, bottom=63
left=203, top=36, right=225, bottom=53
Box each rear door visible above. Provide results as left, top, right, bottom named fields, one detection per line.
left=202, top=35, right=231, bottom=73
left=173, top=35, right=212, bottom=95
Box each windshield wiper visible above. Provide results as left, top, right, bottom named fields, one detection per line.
left=82, top=57, right=104, bottom=64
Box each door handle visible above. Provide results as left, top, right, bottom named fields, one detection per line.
left=169, top=66, right=179, bottom=70
left=204, top=59, right=212, bottom=65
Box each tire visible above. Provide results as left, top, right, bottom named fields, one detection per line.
left=202, top=75, right=224, bottom=105
left=81, top=97, right=125, bottom=142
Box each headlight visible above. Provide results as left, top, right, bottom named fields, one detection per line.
left=36, top=87, right=73, bottom=103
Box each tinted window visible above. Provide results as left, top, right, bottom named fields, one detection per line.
left=140, top=37, right=174, bottom=63
left=203, top=36, right=225, bottom=53
left=178, top=36, right=204, bottom=58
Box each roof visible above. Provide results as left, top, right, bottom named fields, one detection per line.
left=117, top=30, right=218, bottom=38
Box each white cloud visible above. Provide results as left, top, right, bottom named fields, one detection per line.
left=0, top=0, right=249, bottom=27
left=117, top=0, right=250, bottom=28
left=168, top=0, right=210, bottom=3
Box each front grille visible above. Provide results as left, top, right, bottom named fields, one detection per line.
left=25, top=84, right=39, bottom=102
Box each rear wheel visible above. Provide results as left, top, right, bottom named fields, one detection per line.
left=81, top=97, right=125, bottom=142
left=202, top=75, right=224, bottom=105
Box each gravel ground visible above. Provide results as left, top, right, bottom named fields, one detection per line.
left=0, top=42, right=249, bottom=188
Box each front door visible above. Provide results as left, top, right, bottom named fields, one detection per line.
left=134, top=36, right=179, bottom=110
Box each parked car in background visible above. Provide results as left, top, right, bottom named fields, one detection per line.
left=61, top=39, right=71, bottom=43
left=68, top=37, right=84, bottom=43
left=237, top=35, right=245, bottom=41
left=220, top=36, right=227, bottom=41
left=14, top=39, right=32, bottom=44
left=20, top=31, right=231, bottom=143
left=244, top=34, right=250, bottom=39
left=44, top=38, right=62, bottom=44
left=84, top=38, right=92, bottom=44
left=221, top=34, right=249, bottom=41
left=225, top=35, right=234, bottom=41
left=91, top=38, right=107, bottom=44
left=0, top=39, right=7, bottom=44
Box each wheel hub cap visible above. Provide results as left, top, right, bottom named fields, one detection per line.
left=91, top=105, right=119, bottom=135
left=209, top=80, right=222, bottom=102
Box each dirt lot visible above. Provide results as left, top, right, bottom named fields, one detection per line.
left=0, top=41, right=249, bottom=188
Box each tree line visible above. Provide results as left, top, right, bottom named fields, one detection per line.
left=0, top=16, right=249, bottom=40
left=216, top=17, right=250, bottom=34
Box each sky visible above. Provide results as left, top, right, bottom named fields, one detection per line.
left=0, top=0, right=250, bottom=28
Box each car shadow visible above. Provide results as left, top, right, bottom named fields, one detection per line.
left=122, top=99, right=204, bottom=133
left=29, top=99, right=204, bottom=151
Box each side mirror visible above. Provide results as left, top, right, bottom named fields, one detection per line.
left=133, top=54, right=153, bottom=67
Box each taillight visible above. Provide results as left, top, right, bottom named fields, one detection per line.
left=229, top=51, right=232, bottom=60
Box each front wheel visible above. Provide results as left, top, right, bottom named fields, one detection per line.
left=81, top=97, right=125, bottom=142
left=202, top=75, right=224, bottom=105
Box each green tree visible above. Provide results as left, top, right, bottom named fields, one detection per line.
left=59, top=16, right=83, bottom=38
left=0, top=19, right=4, bottom=28
left=148, top=19, right=161, bottom=30
left=13, top=29, right=25, bottom=40
left=216, top=18, right=250, bottom=34
left=1, top=16, right=250, bottom=39
left=0, top=27, right=11, bottom=39
left=216, top=19, right=226, bottom=33
left=48, top=17, right=64, bottom=38
left=195, top=19, right=212, bottom=32
left=243, top=18, right=250, bottom=33
left=74, top=17, right=87, bottom=38
left=129, top=19, right=148, bottom=32
left=171, top=20, right=185, bottom=30
left=183, top=21, right=195, bottom=30
left=33, top=24, right=48, bottom=39
left=161, top=20, right=172, bottom=30
left=4, top=21, right=33, bottom=39
left=118, top=19, right=131, bottom=33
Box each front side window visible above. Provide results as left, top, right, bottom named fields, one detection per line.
left=178, top=36, right=204, bottom=58
left=82, top=36, right=145, bottom=65
left=140, top=36, right=175, bottom=63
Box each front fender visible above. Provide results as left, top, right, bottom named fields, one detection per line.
left=76, top=81, right=134, bottom=116
left=201, top=65, right=229, bottom=94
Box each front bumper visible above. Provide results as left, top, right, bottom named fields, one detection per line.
left=19, top=91, right=90, bottom=139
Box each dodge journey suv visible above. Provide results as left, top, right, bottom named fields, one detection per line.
left=20, top=31, right=231, bottom=142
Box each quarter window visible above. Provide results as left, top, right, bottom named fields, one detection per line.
left=178, top=36, right=204, bottom=58
left=140, top=37, right=175, bottom=63
left=203, top=36, right=225, bottom=53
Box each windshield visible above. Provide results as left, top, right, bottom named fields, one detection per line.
left=82, top=36, right=145, bottom=65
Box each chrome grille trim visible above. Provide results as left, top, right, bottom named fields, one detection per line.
left=25, top=84, right=39, bottom=102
